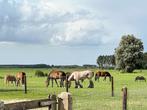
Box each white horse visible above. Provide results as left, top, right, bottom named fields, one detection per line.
left=68, top=70, right=94, bottom=88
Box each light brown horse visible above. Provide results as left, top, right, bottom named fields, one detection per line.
left=46, top=70, right=66, bottom=87
left=68, top=70, right=94, bottom=88
left=4, top=75, right=16, bottom=85
left=95, top=71, right=111, bottom=82
left=16, top=72, right=26, bottom=86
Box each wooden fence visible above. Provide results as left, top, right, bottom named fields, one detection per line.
left=0, top=92, right=72, bottom=110
left=0, top=83, right=128, bottom=110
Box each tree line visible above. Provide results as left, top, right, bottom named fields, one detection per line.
left=97, top=52, right=147, bottom=70
left=97, top=55, right=115, bottom=69
left=0, top=64, right=97, bottom=69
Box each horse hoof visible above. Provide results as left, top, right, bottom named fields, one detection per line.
left=88, top=86, right=94, bottom=88
left=75, top=86, right=78, bottom=88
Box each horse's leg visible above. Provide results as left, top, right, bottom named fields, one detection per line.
left=68, top=81, right=71, bottom=88
left=16, top=79, right=19, bottom=86
left=97, top=77, right=99, bottom=82
left=55, top=79, right=59, bottom=87
left=88, top=79, right=94, bottom=88
left=48, top=77, right=50, bottom=87
left=103, top=76, right=106, bottom=81
left=51, top=78, right=53, bottom=87
left=14, top=81, right=16, bottom=86
left=60, top=79, right=64, bottom=87
left=75, top=81, right=78, bottom=88
left=78, top=81, right=83, bottom=88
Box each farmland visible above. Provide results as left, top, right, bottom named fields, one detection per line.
left=0, top=68, right=147, bottom=110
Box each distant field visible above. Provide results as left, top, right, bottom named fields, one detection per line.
left=0, top=68, right=147, bottom=110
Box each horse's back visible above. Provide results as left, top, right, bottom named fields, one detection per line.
left=96, top=71, right=111, bottom=76
left=135, top=76, right=146, bottom=81
left=16, top=72, right=26, bottom=78
left=49, top=70, right=66, bottom=79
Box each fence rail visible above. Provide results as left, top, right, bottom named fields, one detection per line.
left=0, top=92, right=72, bottom=110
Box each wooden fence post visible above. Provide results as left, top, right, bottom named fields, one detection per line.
left=58, top=92, right=72, bottom=110
left=122, top=86, right=127, bottom=110
left=111, top=76, right=114, bottom=97
left=51, top=94, right=57, bottom=110
left=66, top=76, right=69, bottom=92
left=48, top=94, right=51, bottom=110
left=48, top=94, right=57, bottom=110
left=0, top=101, right=4, bottom=110
left=24, top=74, right=27, bottom=94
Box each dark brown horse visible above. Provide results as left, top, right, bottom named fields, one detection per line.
left=95, top=71, right=111, bottom=82
left=16, top=72, right=26, bottom=86
left=4, top=75, right=16, bottom=85
left=135, top=76, right=146, bottom=82
left=46, top=70, right=66, bottom=87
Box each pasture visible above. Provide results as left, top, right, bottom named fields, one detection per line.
left=0, top=68, right=147, bottom=110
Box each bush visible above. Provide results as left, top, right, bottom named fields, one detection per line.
left=44, top=73, right=48, bottom=77
left=35, top=70, right=45, bottom=77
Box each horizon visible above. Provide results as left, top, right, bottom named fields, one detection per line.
left=0, top=0, right=147, bottom=65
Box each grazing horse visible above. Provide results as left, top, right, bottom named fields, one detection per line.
left=68, top=70, right=94, bottom=88
left=4, top=75, right=16, bottom=85
left=135, top=76, right=146, bottom=82
left=16, top=72, right=26, bottom=86
left=95, top=71, right=111, bottom=82
left=46, top=70, right=66, bottom=87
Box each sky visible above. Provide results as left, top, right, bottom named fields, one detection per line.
left=0, top=0, right=147, bottom=65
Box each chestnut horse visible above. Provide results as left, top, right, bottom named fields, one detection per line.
left=68, top=70, right=94, bottom=88
left=16, top=72, right=26, bottom=86
left=95, top=71, right=111, bottom=82
left=4, top=75, right=16, bottom=85
left=46, top=70, right=66, bottom=87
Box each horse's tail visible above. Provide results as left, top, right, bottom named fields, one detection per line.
left=45, top=75, right=50, bottom=87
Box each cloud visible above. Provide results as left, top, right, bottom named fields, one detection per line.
left=0, top=0, right=111, bottom=46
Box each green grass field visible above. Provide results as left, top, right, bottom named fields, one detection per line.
left=0, top=68, right=147, bottom=110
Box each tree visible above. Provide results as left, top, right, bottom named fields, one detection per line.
left=142, top=52, right=147, bottom=69
left=115, top=35, right=144, bottom=73
left=97, top=55, right=115, bottom=69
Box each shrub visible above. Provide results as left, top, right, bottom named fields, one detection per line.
left=35, top=70, right=45, bottom=77
left=44, top=73, right=48, bottom=77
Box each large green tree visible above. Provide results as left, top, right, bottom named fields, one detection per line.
left=115, top=35, right=144, bottom=73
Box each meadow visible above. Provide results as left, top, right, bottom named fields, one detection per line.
left=0, top=68, right=147, bottom=110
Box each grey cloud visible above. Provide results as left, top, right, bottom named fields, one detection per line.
left=0, top=0, right=110, bottom=46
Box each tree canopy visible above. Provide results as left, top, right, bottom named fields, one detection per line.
left=115, top=35, right=144, bottom=73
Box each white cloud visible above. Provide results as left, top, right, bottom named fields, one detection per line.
left=0, top=0, right=111, bottom=46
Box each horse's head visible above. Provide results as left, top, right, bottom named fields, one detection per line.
left=95, top=71, right=100, bottom=81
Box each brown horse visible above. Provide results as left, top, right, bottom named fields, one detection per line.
left=46, top=70, right=66, bottom=87
left=135, top=76, right=146, bottom=82
left=95, top=71, right=111, bottom=82
left=4, top=75, right=16, bottom=85
left=16, top=72, right=26, bottom=86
